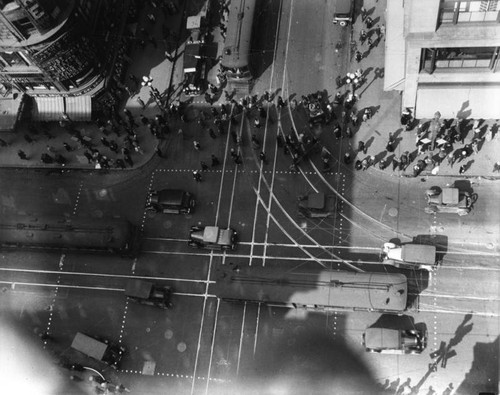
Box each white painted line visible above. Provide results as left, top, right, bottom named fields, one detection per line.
left=253, top=303, right=261, bottom=356
left=236, top=302, right=247, bottom=375
left=204, top=298, right=221, bottom=395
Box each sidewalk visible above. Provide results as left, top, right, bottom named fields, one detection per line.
left=336, top=0, right=500, bottom=180
left=0, top=1, right=185, bottom=171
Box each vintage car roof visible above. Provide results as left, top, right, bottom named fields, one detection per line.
left=71, top=332, right=107, bottom=360
left=218, top=228, right=233, bottom=245
left=364, top=328, right=401, bottom=349
left=157, top=189, right=185, bottom=205
left=307, top=192, right=325, bottom=209
left=125, top=280, right=153, bottom=298
left=442, top=188, right=459, bottom=204
left=203, top=226, right=220, bottom=243
left=401, top=244, right=436, bottom=264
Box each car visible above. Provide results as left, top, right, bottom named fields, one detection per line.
left=362, top=327, right=427, bottom=355
left=297, top=192, right=337, bottom=218
left=188, top=225, right=237, bottom=250
left=125, top=279, right=172, bottom=309
left=71, top=332, right=125, bottom=368
left=382, top=242, right=437, bottom=271
left=424, top=186, right=476, bottom=216
left=146, top=189, right=195, bottom=214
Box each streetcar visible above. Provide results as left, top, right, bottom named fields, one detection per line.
left=213, top=265, right=408, bottom=313
left=0, top=215, right=140, bottom=256
left=220, top=0, right=256, bottom=87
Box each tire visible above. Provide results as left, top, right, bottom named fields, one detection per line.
left=339, top=21, right=347, bottom=27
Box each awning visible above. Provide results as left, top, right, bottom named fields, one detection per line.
left=415, top=85, right=500, bottom=119
left=65, top=95, right=92, bottom=121
left=32, top=96, right=64, bottom=121
left=384, top=1, right=406, bottom=91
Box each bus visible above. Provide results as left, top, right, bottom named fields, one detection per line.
left=214, top=265, right=408, bottom=313
left=221, top=0, right=256, bottom=87
left=0, top=215, right=140, bottom=256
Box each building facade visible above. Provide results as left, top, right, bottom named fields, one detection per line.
left=0, top=0, right=129, bottom=125
left=385, top=0, right=500, bottom=119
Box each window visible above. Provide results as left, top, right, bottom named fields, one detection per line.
left=421, top=46, right=498, bottom=72
left=439, top=1, right=500, bottom=23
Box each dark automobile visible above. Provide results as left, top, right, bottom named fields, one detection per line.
left=125, top=279, right=172, bottom=309
left=363, top=328, right=426, bottom=354
left=146, top=189, right=195, bottom=214
left=71, top=332, right=125, bottom=368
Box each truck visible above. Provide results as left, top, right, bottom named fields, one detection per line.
left=125, top=279, right=172, bottom=309
left=363, top=327, right=427, bottom=354
left=382, top=242, right=437, bottom=271
left=71, top=332, right=125, bottom=368
left=333, top=0, right=353, bottom=27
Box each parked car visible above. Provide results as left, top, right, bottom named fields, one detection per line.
left=146, top=189, right=195, bottom=214
left=333, top=0, right=354, bottom=26
left=188, top=225, right=237, bottom=250
left=71, top=332, right=125, bottom=368
left=125, top=279, right=172, bottom=309
left=363, top=327, right=426, bottom=354
left=382, top=242, right=437, bottom=271
left=424, top=186, right=476, bottom=216
left=298, top=192, right=337, bottom=218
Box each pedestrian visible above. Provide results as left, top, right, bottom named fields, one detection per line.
left=343, top=152, right=352, bottom=165
left=200, top=161, right=209, bottom=171
left=0, top=137, right=8, bottom=147
left=193, top=170, right=202, bottom=182
left=233, top=153, right=241, bottom=164
left=116, top=158, right=126, bottom=169
left=41, top=153, right=53, bottom=164
left=447, top=153, right=455, bottom=167
left=208, top=128, right=217, bottom=139
left=399, top=151, right=410, bottom=171
left=46, top=145, right=56, bottom=153
left=386, top=133, right=395, bottom=152
left=136, top=97, right=146, bottom=109
left=378, top=158, right=387, bottom=170
left=355, top=160, right=362, bottom=170
left=493, top=161, right=500, bottom=172
left=459, top=165, right=466, bottom=175
left=193, top=140, right=201, bottom=150
left=17, top=149, right=28, bottom=160
left=333, top=124, right=342, bottom=140
left=84, top=151, right=93, bottom=164
left=380, top=24, right=386, bottom=38
left=230, top=147, right=238, bottom=159
left=355, top=51, right=362, bottom=63
left=365, top=16, right=373, bottom=29
left=277, top=96, right=285, bottom=109
left=375, top=25, right=381, bottom=38
left=101, top=137, right=110, bottom=147
left=358, top=140, right=366, bottom=154
left=124, top=154, right=133, bottom=167
left=359, top=29, right=367, bottom=44
left=251, top=134, right=261, bottom=150
left=147, top=13, right=156, bottom=23
left=361, top=7, right=367, bottom=21
left=209, top=154, right=219, bottom=167
left=472, top=139, right=479, bottom=154
left=109, top=140, right=119, bottom=153
left=141, top=115, right=150, bottom=126
left=254, top=118, right=261, bottom=128
left=55, top=154, right=67, bottom=165
left=129, top=74, right=139, bottom=85
left=63, top=142, right=73, bottom=152
left=367, top=37, right=373, bottom=48
left=259, top=151, right=267, bottom=163
left=362, top=108, right=372, bottom=122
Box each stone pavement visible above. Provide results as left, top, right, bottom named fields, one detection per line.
left=340, top=0, right=500, bottom=180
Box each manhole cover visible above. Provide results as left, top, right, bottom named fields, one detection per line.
left=177, top=342, right=187, bottom=352
left=93, top=210, right=103, bottom=218
left=388, top=207, right=398, bottom=217
left=487, top=243, right=495, bottom=250
left=163, top=220, right=172, bottom=229
left=164, top=329, right=173, bottom=340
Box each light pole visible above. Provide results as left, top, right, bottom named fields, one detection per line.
left=142, top=75, right=164, bottom=111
